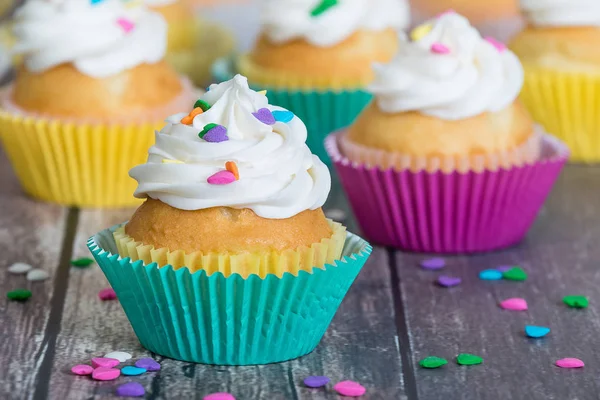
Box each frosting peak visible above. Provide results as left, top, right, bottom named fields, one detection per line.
left=520, top=0, right=600, bottom=27
left=370, top=12, right=524, bottom=120
left=130, top=75, right=331, bottom=219
left=13, top=0, right=167, bottom=78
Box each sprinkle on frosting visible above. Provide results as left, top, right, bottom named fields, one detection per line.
left=410, top=23, right=432, bottom=41
left=116, top=17, right=135, bottom=33
left=430, top=43, right=450, bottom=54
left=226, top=161, right=240, bottom=180
left=194, top=99, right=212, bottom=112
left=202, top=125, right=229, bottom=143
left=181, top=107, right=204, bottom=125
left=257, top=90, right=268, bottom=96
left=162, top=159, right=184, bottom=164
left=310, top=0, right=339, bottom=17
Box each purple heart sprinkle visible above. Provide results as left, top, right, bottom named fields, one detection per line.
left=203, top=125, right=229, bottom=143
left=437, top=276, right=461, bottom=288
left=304, top=375, right=330, bottom=388
left=116, top=382, right=145, bottom=397
left=135, top=357, right=161, bottom=371
left=252, top=108, right=276, bottom=125
left=496, top=265, right=513, bottom=272
left=420, top=258, right=445, bottom=270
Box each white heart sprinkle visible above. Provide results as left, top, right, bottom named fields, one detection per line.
left=8, top=262, right=32, bottom=274
left=104, top=351, right=132, bottom=362
left=26, top=269, right=50, bottom=281
left=325, top=208, right=347, bottom=221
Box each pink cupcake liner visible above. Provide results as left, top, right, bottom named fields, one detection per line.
left=326, top=131, right=569, bottom=253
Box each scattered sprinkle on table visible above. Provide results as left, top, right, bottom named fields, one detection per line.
left=98, top=288, right=117, bottom=301
left=71, top=258, right=94, bottom=267
left=203, top=393, right=235, bottom=400
left=499, top=298, right=528, bottom=311
left=92, top=367, right=120, bottom=381
left=122, top=366, right=147, bottom=376
left=7, top=289, right=32, bottom=301
left=91, top=357, right=120, bottom=369
left=525, top=325, right=550, bottom=338
left=71, top=364, right=93, bottom=376
left=419, top=356, right=447, bottom=369
left=304, top=375, right=330, bottom=388
left=333, top=380, right=366, bottom=397
left=456, top=353, right=483, bottom=366
left=8, top=262, right=32, bottom=274
left=479, top=269, right=503, bottom=280
left=26, top=269, right=50, bottom=282
left=420, top=258, right=445, bottom=270
left=555, top=358, right=584, bottom=369
left=563, top=295, right=588, bottom=309
left=104, top=351, right=132, bottom=362
left=502, top=266, right=528, bottom=281
left=116, top=382, right=145, bottom=397
left=436, top=276, right=461, bottom=288
left=135, top=357, right=161, bottom=371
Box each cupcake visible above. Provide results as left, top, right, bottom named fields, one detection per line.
left=510, top=1, right=600, bottom=163
left=0, top=0, right=196, bottom=207
left=87, top=75, right=372, bottom=365
left=215, top=0, right=409, bottom=163
left=326, top=12, right=568, bottom=253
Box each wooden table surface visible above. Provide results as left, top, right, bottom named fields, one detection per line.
left=2, top=145, right=600, bottom=400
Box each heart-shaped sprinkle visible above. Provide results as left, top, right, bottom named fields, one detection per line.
left=27, top=269, right=50, bottom=282
left=203, top=393, right=235, bottom=400
left=436, top=276, right=461, bottom=288
left=104, top=351, right=132, bottom=362
left=92, top=367, right=121, bottom=381
left=181, top=107, right=204, bottom=125
left=456, top=353, right=483, bottom=366
left=431, top=43, right=450, bottom=54
left=410, top=24, right=432, bottom=41
left=91, top=357, right=120, bottom=369
left=563, top=295, right=588, bottom=309
left=121, top=366, right=147, bottom=376
left=502, top=266, right=527, bottom=281
left=225, top=161, right=239, bottom=180
left=272, top=110, right=294, bottom=123
left=304, top=375, right=330, bottom=388
left=194, top=99, right=211, bottom=112
left=7, top=289, right=31, bottom=301
left=257, top=90, right=267, bottom=95
left=310, top=0, right=338, bottom=17
left=162, top=159, right=184, bottom=164
left=485, top=36, right=506, bottom=52
left=419, top=356, right=447, bottom=369
left=499, top=298, right=528, bottom=311
left=479, top=269, right=503, bottom=280
left=98, top=288, right=117, bottom=301
left=420, top=258, right=445, bottom=270
left=333, top=381, right=366, bottom=397
left=116, top=18, right=135, bottom=33
left=71, top=257, right=94, bottom=267
left=116, top=382, right=145, bottom=397
left=207, top=170, right=236, bottom=185
left=252, top=108, right=275, bottom=125
left=199, top=123, right=218, bottom=138
left=71, top=364, right=94, bottom=375
left=8, top=262, right=32, bottom=274
left=135, top=357, right=161, bottom=371
left=525, top=325, right=550, bottom=338
left=203, top=125, right=228, bottom=143
left=555, top=358, right=584, bottom=368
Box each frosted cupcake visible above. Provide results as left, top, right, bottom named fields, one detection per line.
left=510, top=0, right=600, bottom=162
left=0, top=0, right=195, bottom=207
left=327, top=12, right=569, bottom=253
left=88, top=75, right=372, bottom=365
left=215, top=0, right=409, bottom=162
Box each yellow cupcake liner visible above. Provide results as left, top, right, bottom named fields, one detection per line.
left=520, top=65, right=600, bottom=163
left=113, top=219, right=347, bottom=279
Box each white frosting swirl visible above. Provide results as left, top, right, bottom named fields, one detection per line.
left=13, top=0, right=166, bottom=78
left=370, top=13, right=524, bottom=120
left=130, top=75, right=331, bottom=219
left=261, top=0, right=410, bottom=47
left=520, top=0, right=600, bottom=27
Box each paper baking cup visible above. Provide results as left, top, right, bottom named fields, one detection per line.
left=326, top=131, right=569, bottom=253
left=88, top=224, right=371, bottom=365
left=213, top=58, right=372, bottom=164
left=520, top=65, right=600, bottom=163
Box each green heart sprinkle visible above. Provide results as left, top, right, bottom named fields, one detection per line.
left=199, top=123, right=219, bottom=139
left=419, top=356, right=448, bottom=369
left=310, top=0, right=338, bottom=17
left=563, top=295, right=589, bottom=309
left=456, top=353, right=483, bottom=366
left=194, top=99, right=211, bottom=112
left=502, top=266, right=527, bottom=281
left=71, top=257, right=95, bottom=267
left=7, top=289, right=32, bottom=301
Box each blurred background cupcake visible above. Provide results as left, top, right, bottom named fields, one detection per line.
left=511, top=0, right=600, bottom=163
left=214, top=0, right=410, bottom=163
left=327, top=12, right=568, bottom=253
left=0, top=0, right=196, bottom=207
left=89, top=75, right=372, bottom=365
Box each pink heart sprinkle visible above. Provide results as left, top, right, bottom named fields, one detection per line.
left=117, top=18, right=135, bottom=33
left=431, top=43, right=450, bottom=54
left=71, top=364, right=93, bottom=376
left=203, top=393, right=236, bottom=400
left=334, top=380, right=366, bottom=397
left=207, top=170, right=236, bottom=185
left=92, top=367, right=121, bottom=381
left=91, top=357, right=120, bottom=369
left=555, top=358, right=584, bottom=368
left=499, top=298, right=528, bottom=311
left=485, top=36, right=506, bottom=52
left=98, top=288, right=117, bottom=301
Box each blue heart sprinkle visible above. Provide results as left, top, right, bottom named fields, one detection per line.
left=272, top=110, right=294, bottom=123
left=90, top=0, right=104, bottom=4
left=479, top=269, right=503, bottom=280
left=121, top=366, right=147, bottom=376
left=525, top=325, right=550, bottom=338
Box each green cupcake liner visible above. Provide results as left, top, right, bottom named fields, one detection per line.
left=87, top=224, right=372, bottom=365
left=212, top=58, right=372, bottom=164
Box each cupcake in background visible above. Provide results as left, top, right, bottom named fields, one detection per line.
left=88, top=75, right=372, bottom=365
left=0, top=0, right=196, bottom=207
left=327, top=12, right=568, bottom=253
left=214, top=0, right=410, bottom=163
left=511, top=1, right=600, bottom=163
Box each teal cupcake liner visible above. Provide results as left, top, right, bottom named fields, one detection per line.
left=87, top=224, right=372, bottom=365
left=212, top=58, right=372, bottom=164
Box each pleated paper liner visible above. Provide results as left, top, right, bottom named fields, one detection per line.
left=113, top=219, right=347, bottom=278
left=88, top=224, right=372, bottom=365
left=0, top=80, right=196, bottom=208
left=326, top=130, right=569, bottom=253
left=519, top=64, right=600, bottom=163
left=212, top=57, right=372, bottom=164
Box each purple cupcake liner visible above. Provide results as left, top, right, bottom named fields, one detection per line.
left=326, top=132, right=569, bottom=254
